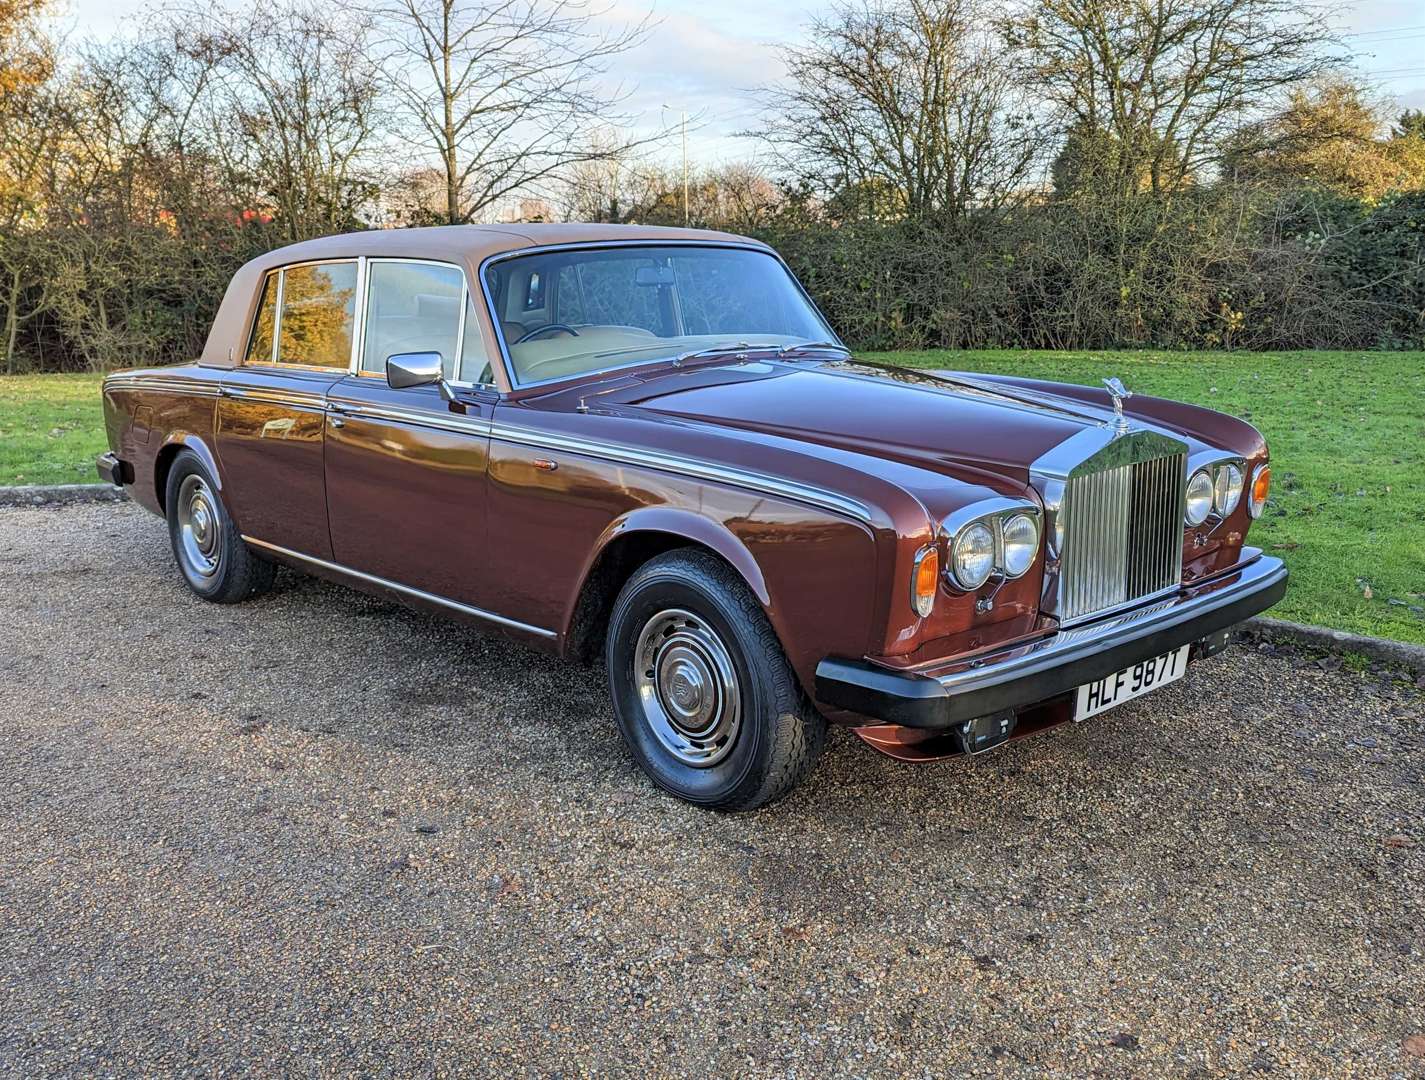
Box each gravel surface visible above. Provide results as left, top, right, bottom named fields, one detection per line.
left=2, top=503, right=1422, bottom=1078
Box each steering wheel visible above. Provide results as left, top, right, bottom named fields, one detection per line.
left=514, top=323, right=580, bottom=344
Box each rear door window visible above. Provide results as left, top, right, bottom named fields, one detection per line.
left=276, top=262, right=358, bottom=369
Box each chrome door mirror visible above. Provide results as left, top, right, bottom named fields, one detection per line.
left=385, top=351, right=443, bottom=389
left=385, top=351, right=456, bottom=402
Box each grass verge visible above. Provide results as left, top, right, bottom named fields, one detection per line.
left=4, top=353, right=1423, bottom=644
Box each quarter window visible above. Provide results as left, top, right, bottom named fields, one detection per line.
left=460, top=297, right=492, bottom=383
left=362, top=261, right=464, bottom=380
left=245, top=272, right=279, bottom=363
left=276, top=262, right=358, bottom=368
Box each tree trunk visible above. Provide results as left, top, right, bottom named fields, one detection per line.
left=3, top=265, right=21, bottom=376
left=442, top=1, right=460, bottom=225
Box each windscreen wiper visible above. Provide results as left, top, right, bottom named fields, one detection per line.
left=778, top=341, right=851, bottom=357
left=671, top=342, right=783, bottom=366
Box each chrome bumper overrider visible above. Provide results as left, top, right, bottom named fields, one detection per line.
left=814, top=551, right=1288, bottom=730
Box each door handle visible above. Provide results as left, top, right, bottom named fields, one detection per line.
left=329, top=416, right=345, bottom=428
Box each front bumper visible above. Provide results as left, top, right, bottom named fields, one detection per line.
left=815, top=552, right=1288, bottom=730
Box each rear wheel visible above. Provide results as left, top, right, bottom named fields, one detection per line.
left=164, top=450, right=275, bottom=603
left=605, top=549, right=826, bottom=811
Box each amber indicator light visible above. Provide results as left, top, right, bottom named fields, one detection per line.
left=1252, top=465, right=1271, bottom=508
left=913, top=547, right=940, bottom=614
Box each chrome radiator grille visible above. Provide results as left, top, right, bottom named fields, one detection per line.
left=1058, top=451, right=1185, bottom=622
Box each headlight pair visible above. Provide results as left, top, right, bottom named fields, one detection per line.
left=1185, top=460, right=1245, bottom=526
left=947, top=508, right=1042, bottom=592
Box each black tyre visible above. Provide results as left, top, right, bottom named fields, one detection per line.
left=605, top=549, right=826, bottom=811
left=164, top=449, right=275, bottom=603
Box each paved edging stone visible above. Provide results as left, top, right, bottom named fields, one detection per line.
left=0, top=483, right=127, bottom=508
left=1243, top=615, right=1425, bottom=677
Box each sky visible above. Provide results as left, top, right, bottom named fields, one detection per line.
left=56, top=0, right=1425, bottom=173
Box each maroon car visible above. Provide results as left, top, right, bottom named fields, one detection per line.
left=97, top=224, right=1286, bottom=809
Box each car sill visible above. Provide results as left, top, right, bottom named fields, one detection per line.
left=241, top=536, right=558, bottom=639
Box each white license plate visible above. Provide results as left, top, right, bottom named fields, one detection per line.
left=1073, top=644, right=1191, bottom=722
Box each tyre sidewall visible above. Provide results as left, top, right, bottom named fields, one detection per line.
left=606, top=565, right=776, bottom=807
left=165, top=451, right=231, bottom=600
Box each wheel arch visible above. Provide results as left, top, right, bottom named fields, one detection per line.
left=563, top=508, right=771, bottom=665
left=153, top=433, right=223, bottom=515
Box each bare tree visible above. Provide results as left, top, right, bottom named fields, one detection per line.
left=1004, top=0, right=1342, bottom=196
left=375, top=0, right=654, bottom=224
left=756, top=0, right=1044, bottom=221
left=186, top=3, right=386, bottom=241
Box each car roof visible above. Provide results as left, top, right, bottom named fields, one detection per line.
left=243, top=223, right=768, bottom=270
left=199, top=223, right=770, bottom=370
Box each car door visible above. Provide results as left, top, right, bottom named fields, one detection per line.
left=323, top=258, right=499, bottom=607
left=216, top=260, right=358, bottom=560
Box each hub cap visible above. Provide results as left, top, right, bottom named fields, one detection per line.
left=176, top=473, right=221, bottom=578
left=634, top=608, right=741, bottom=767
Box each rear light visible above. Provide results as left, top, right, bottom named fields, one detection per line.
left=911, top=545, right=939, bottom=618
left=1248, top=464, right=1271, bottom=519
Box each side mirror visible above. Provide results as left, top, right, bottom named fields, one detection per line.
left=386, top=351, right=444, bottom=389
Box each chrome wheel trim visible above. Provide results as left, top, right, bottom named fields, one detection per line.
left=633, top=608, right=742, bottom=768
left=176, top=473, right=221, bottom=579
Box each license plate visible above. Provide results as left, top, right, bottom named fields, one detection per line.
left=1073, top=644, right=1191, bottom=722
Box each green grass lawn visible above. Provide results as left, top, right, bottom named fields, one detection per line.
left=3, top=352, right=1423, bottom=644
left=0, top=374, right=110, bottom=487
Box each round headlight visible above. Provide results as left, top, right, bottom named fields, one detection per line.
left=1000, top=513, right=1040, bottom=578
left=951, top=521, right=995, bottom=590
left=1185, top=468, right=1213, bottom=526
left=1214, top=463, right=1243, bottom=516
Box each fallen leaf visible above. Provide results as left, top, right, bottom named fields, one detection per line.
left=1404, top=1034, right=1425, bottom=1057
left=1385, top=835, right=1417, bottom=849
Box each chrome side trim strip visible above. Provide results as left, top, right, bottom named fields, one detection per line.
left=103, top=376, right=221, bottom=398
left=311, top=398, right=871, bottom=520
left=223, top=386, right=328, bottom=411
left=241, top=536, right=557, bottom=639
left=486, top=421, right=874, bottom=522
left=327, top=401, right=493, bottom=437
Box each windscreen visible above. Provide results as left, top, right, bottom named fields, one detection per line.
left=483, top=245, right=836, bottom=386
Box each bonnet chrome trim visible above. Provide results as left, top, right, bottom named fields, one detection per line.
left=241, top=537, right=557, bottom=639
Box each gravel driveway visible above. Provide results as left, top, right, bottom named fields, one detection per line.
left=2, top=502, right=1422, bottom=1078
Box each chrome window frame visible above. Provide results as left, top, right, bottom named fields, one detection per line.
left=477, top=240, right=843, bottom=392
left=240, top=257, right=361, bottom=374
left=353, top=256, right=493, bottom=388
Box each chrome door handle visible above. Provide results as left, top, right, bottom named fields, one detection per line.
left=328, top=414, right=345, bottom=428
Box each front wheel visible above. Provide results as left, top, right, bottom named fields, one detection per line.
left=164, top=449, right=275, bottom=603
left=605, top=549, right=826, bottom=811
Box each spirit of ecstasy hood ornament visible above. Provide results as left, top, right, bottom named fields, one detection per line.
left=1103, top=377, right=1133, bottom=432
